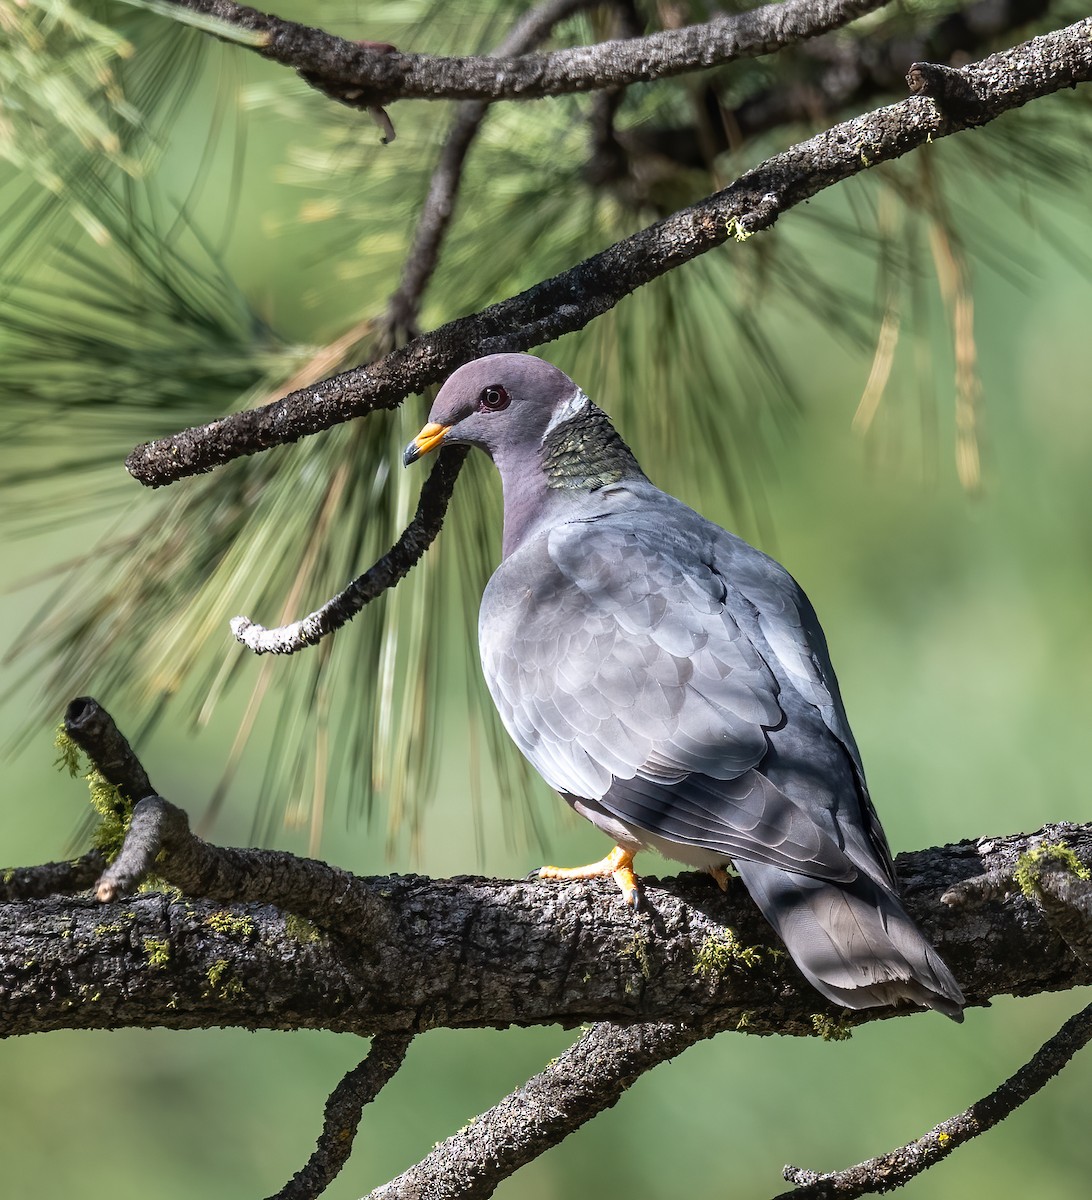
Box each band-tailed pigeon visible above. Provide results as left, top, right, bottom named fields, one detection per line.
left=404, top=353, right=964, bottom=1019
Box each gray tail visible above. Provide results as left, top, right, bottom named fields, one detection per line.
left=734, top=860, right=965, bottom=1021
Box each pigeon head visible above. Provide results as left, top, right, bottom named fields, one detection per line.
left=404, top=353, right=645, bottom=493
left=402, top=354, right=589, bottom=468
left=403, top=354, right=646, bottom=556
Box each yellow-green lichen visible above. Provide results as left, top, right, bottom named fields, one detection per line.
left=143, top=937, right=171, bottom=970
left=219, top=977, right=246, bottom=1001
left=693, top=929, right=763, bottom=981
left=204, top=959, right=245, bottom=1000
left=94, top=922, right=124, bottom=937
left=284, top=913, right=322, bottom=945
left=811, top=1013, right=853, bottom=1042
left=725, top=216, right=753, bottom=242
left=87, top=773, right=131, bottom=859
left=54, top=727, right=136, bottom=860
left=205, top=911, right=255, bottom=938
left=53, top=727, right=82, bottom=777
left=1013, top=841, right=1091, bottom=899
left=138, top=876, right=181, bottom=900
left=620, top=928, right=652, bottom=980
left=207, top=958, right=230, bottom=989
left=2, top=868, right=15, bottom=885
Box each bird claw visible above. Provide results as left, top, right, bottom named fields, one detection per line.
left=708, top=865, right=731, bottom=892
left=535, top=845, right=642, bottom=909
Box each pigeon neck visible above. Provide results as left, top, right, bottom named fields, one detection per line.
left=495, top=405, right=646, bottom=558
left=540, top=403, right=646, bottom=493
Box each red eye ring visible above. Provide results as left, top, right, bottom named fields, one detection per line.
left=479, top=385, right=510, bottom=412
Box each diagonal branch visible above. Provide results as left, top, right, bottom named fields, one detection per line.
left=776, top=1000, right=1092, bottom=1199
left=125, top=18, right=1092, bottom=489
left=365, top=1020, right=711, bottom=1200
left=230, top=447, right=467, bottom=654
left=270, top=1034, right=415, bottom=1200
left=161, top=0, right=886, bottom=106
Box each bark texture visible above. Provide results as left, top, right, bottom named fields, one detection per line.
left=4, top=822, right=1091, bottom=1041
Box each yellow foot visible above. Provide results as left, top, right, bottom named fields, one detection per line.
left=537, top=845, right=640, bottom=909
left=707, top=865, right=730, bottom=892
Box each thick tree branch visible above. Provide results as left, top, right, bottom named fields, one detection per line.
left=777, top=1000, right=1092, bottom=1199
left=5, top=683, right=1092, bottom=1040
left=366, top=1020, right=708, bottom=1200
left=6, top=700, right=1092, bottom=1199
left=162, top=0, right=885, bottom=106
left=125, top=18, right=1092, bottom=489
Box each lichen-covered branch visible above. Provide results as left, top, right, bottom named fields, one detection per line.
left=160, top=0, right=885, bottom=106
left=125, top=18, right=1092, bottom=488
left=6, top=702, right=1092, bottom=1197
left=777, top=999, right=1092, bottom=1199
left=366, top=1020, right=709, bottom=1200
left=3, top=699, right=1090, bottom=1045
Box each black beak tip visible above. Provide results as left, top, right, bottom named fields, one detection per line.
left=402, top=441, right=420, bottom=468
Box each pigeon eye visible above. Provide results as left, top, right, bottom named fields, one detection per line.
left=479, top=385, right=510, bottom=412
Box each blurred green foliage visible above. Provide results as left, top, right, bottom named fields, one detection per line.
left=1, top=1, right=1091, bottom=1196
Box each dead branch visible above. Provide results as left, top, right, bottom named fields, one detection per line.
left=230, top=448, right=467, bottom=654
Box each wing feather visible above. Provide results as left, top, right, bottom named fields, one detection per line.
left=478, top=492, right=877, bottom=882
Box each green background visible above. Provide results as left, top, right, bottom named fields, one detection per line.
left=2, top=4, right=1091, bottom=1197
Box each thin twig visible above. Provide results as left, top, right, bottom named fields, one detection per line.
left=160, top=0, right=885, bottom=106
left=230, top=447, right=467, bottom=654
left=383, top=0, right=599, bottom=342
left=365, top=1021, right=710, bottom=1200
left=125, top=19, right=1092, bottom=489
left=776, top=1001, right=1092, bottom=1199
left=269, top=1034, right=414, bottom=1200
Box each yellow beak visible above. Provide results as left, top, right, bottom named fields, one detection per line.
left=402, top=422, right=451, bottom=467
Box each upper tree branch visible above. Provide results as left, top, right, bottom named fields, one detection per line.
left=382, top=0, right=600, bottom=342
left=163, top=0, right=885, bottom=106
left=126, top=18, right=1092, bottom=489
